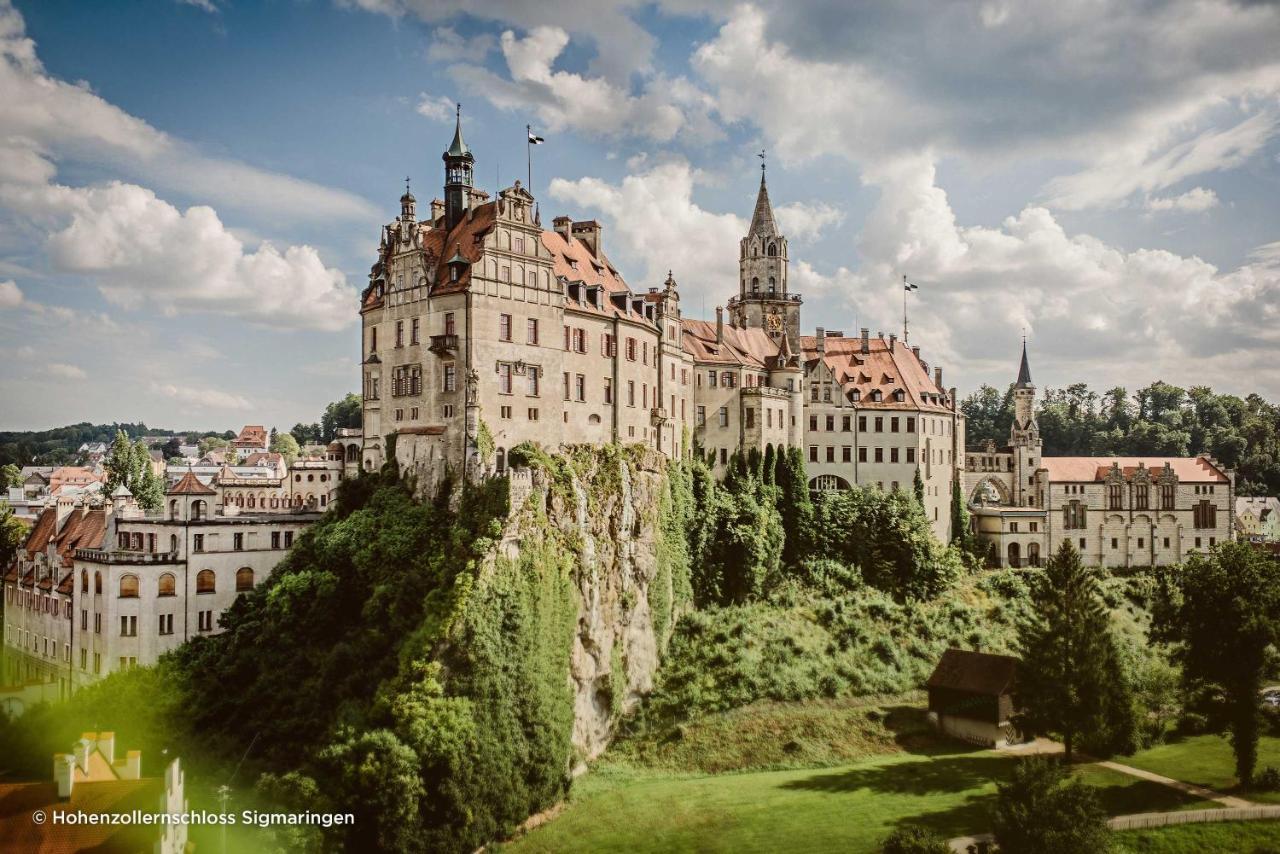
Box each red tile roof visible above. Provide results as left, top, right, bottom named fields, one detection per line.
left=0, top=778, right=162, bottom=853
left=799, top=335, right=952, bottom=412
left=23, top=509, right=57, bottom=559
left=1041, top=456, right=1229, bottom=484
left=681, top=320, right=782, bottom=368
left=167, top=470, right=217, bottom=496
left=234, top=425, right=268, bottom=447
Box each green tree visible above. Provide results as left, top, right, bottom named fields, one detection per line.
left=913, top=467, right=925, bottom=505
left=992, top=756, right=1111, bottom=854
left=271, top=431, right=301, bottom=464
left=1015, top=541, right=1138, bottom=762
left=102, top=430, right=135, bottom=495
left=1153, top=543, right=1280, bottom=784
left=199, top=436, right=230, bottom=457
left=321, top=393, right=362, bottom=442
left=1, top=463, right=20, bottom=489
left=774, top=446, right=813, bottom=569
left=0, top=501, right=26, bottom=570
left=291, top=422, right=322, bottom=445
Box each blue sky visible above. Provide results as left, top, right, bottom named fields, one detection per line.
left=1, top=0, right=1278, bottom=432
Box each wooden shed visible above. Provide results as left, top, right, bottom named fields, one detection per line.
left=926, top=648, right=1022, bottom=748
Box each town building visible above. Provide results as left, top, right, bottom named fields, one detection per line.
left=3, top=474, right=321, bottom=695
left=963, top=343, right=1235, bottom=567
left=358, top=114, right=962, bottom=540
left=0, top=732, right=187, bottom=854
left=231, top=424, right=270, bottom=461
left=1235, top=496, right=1280, bottom=543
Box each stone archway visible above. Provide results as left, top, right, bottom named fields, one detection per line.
left=1007, top=542, right=1022, bottom=568
left=969, top=475, right=1012, bottom=507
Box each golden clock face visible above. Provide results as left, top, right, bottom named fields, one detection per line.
left=766, top=313, right=782, bottom=331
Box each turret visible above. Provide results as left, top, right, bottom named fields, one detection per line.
left=732, top=153, right=800, bottom=352
left=442, top=104, right=474, bottom=233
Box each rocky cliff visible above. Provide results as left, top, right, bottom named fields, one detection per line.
left=492, top=444, right=690, bottom=761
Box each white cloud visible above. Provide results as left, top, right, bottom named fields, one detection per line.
left=426, top=26, right=494, bottom=63
left=40, top=181, right=356, bottom=331
left=151, top=381, right=253, bottom=412
left=450, top=26, right=721, bottom=144
left=775, top=201, right=844, bottom=243
left=0, top=279, right=21, bottom=308
left=0, top=1, right=377, bottom=222
left=175, top=0, right=218, bottom=12
left=45, top=362, right=86, bottom=380
left=1144, top=187, right=1220, bottom=213
left=415, top=93, right=457, bottom=122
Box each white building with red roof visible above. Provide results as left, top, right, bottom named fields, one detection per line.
left=963, top=343, right=1235, bottom=568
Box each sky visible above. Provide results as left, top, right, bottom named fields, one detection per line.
left=1, top=0, right=1278, bottom=432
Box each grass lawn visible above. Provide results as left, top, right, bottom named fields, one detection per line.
left=503, top=746, right=1212, bottom=854
left=1122, top=735, right=1280, bottom=804
left=1114, top=819, right=1280, bottom=852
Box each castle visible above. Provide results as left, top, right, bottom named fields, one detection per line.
left=358, top=112, right=965, bottom=540
left=961, top=343, right=1235, bottom=567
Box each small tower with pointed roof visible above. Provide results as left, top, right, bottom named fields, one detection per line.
left=731, top=152, right=800, bottom=353
left=1009, top=339, right=1042, bottom=506
left=443, top=104, right=474, bottom=232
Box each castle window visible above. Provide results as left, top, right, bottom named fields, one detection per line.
left=604, top=378, right=613, bottom=404
left=499, top=363, right=512, bottom=395
left=527, top=318, right=539, bottom=345
left=719, top=407, right=729, bottom=427
left=444, top=313, right=456, bottom=335
left=158, top=573, right=176, bottom=597
left=768, top=276, right=776, bottom=293
left=906, top=417, right=916, bottom=432
left=118, top=575, right=139, bottom=598
left=751, top=277, right=759, bottom=293
left=499, top=313, right=512, bottom=342
left=395, top=320, right=403, bottom=347
left=411, top=318, right=419, bottom=345
left=236, top=568, right=254, bottom=592
left=1135, top=485, right=1148, bottom=510
left=528, top=367, right=541, bottom=397
left=822, top=386, right=831, bottom=402
left=768, top=244, right=777, bottom=257
left=1161, top=484, right=1175, bottom=509
left=1109, top=483, right=1123, bottom=510
left=196, top=570, right=216, bottom=594
left=443, top=364, right=456, bottom=392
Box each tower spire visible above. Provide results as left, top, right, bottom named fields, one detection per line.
left=1016, top=336, right=1033, bottom=388
left=748, top=152, right=778, bottom=237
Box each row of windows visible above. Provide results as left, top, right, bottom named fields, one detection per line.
left=808, top=445, right=920, bottom=465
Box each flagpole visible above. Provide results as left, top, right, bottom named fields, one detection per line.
left=903, top=275, right=909, bottom=346
left=526, top=124, right=533, bottom=195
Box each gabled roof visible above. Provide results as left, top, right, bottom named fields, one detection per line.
left=167, top=470, right=217, bottom=496
left=1041, top=457, right=1229, bottom=484
left=23, top=508, right=57, bottom=558
left=799, top=335, right=951, bottom=412
left=681, top=320, right=782, bottom=368
left=927, top=648, right=1018, bottom=696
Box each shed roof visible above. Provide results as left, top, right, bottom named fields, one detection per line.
left=927, top=648, right=1018, bottom=696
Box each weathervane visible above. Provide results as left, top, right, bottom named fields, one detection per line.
left=758, top=148, right=766, bottom=175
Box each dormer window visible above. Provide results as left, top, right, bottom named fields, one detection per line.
left=851, top=389, right=861, bottom=402
left=450, top=267, right=458, bottom=282
left=872, top=390, right=883, bottom=402
left=894, top=389, right=905, bottom=402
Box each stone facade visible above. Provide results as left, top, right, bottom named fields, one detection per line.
left=359, top=116, right=962, bottom=540
left=963, top=343, right=1235, bottom=567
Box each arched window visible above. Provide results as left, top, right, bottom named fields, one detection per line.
left=768, top=243, right=777, bottom=256
left=247, top=494, right=255, bottom=509
left=496, top=447, right=507, bottom=475
left=80, top=570, right=88, bottom=592
left=768, top=276, right=776, bottom=293
left=751, top=276, right=759, bottom=293
left=169, top=499, right=179, bottom=519
left=196, top=570, right=216, bottom=594
left=158, top=573, right=176, bottom=597
left=235, top=567, right=254, bottom=592
left=192, top=500, right=206, bottom=520
left=169, top=535, right=178, bottom=553
left=94, top=572, right=102, bottom=595
left=236, top=494, right=244, bottom=507
left=119, top=574, right=138, bottom=598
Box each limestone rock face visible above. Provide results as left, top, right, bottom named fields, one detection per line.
left=498, top=448, right=670, bottom=761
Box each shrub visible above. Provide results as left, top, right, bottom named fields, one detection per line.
left=1254, top=766, right=1280, bottom=791
left=992, top=757, right=1111, bottom=854
left=881, top=826, right=951, bottom=854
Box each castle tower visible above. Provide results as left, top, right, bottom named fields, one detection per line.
left=442, top=104, right=474, bottom=232
left=730, top=159, right=801, bottom=352
left=1010, top=339, right=1041, bottom=505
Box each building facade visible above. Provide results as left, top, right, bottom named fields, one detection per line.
left=358, top=116, right=962, bottom=540
left=963, top=344, right=1235, bottom=567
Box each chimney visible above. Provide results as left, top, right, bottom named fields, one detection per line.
left=934, top=367, right=943, bottom=389
left=571, top=220, right=602, bottom=256
left=120, top=750, right=142, bottom=780
left=96, top=731, right=115, bottom=765
left=861, top=328, right=870, bottom=354
left=553, top=216, right=572, bottom=242
left=54, top=754, right=74, bottom=799
left=816, top=327, right=825, bottom=354
left=950, top=386, right=958, bottom=411
left=889, top=333, right=897, bottom=348
left=911, top=346, right=920, bottom=360
left=74, top=736, right=92, bottom=773
left=715, top=306, right=724, bottom=345
left=430, top=198, right=444, bottom=222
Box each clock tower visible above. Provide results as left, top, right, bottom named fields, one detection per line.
left=730, top=159, right=801, bottom=353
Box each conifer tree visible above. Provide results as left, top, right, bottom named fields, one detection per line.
left=1014, top=541, right=1137, bottom=762
left=913, top=467, right=925, bottom=505
left=774, top=446, right=813, bottom=569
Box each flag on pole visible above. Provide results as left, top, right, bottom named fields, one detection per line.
left=904, top=278, right=919, bottom=292
left=528, top=131, right=545, bottom=144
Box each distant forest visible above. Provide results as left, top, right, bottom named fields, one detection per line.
left=961, top=381, right=1280, bottom=496
left=0, top=423, right=224, bottom=469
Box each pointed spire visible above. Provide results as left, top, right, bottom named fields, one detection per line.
left=1016, top=337, right=1033, bottom=388
left=748, top=163, right=778, bottom=237
left=446, top=103, right=472, bottom=159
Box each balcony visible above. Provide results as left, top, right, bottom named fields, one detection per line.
left=429, top=333, right=459, bottom=353
left=74, top=549, right=179, bottom=565
left=650, top=407, right=668, bottom=425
